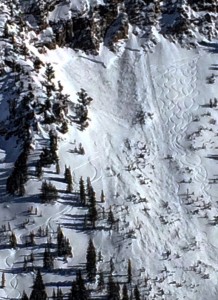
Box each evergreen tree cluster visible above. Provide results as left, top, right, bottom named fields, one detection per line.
left=6, top=147, right=29, bottom=196
left=57, top=225, right=72, bottom=257
left=64, top=166, right=73, bottom=193
left=40, top=181, right=58, bottom=203
left=86, top=239, right=97, bottom=281
left=79, top=177, right=98, bottom=229
left=29, top=269, right=47, bottom=300
left=73, top=88, right=93, bottom=130
left=69, top=270, right=89, bottom=300
left=52, top=287, right=64, bottom=300
left=43, top=246, right=54, bottom=270
left=38, top=130, right=58, bottom=169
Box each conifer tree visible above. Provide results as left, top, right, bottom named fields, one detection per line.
left=79, top=177, right=86, bottom=205
left=57, top=225, right=72, bottom=257
left=29, top=269, right=47, bottom=300
left=23, top=256, right=28, bottom=271
left=64, top=166, right=73, bottom=193
left=21, top=291, right=29, bottom=300
left=56, top=161, right=60, bottom=174
left=107, top=275, right=120, bottom=300
left=29, top=231, right=36, bottom=246
left=45, top=63, right=55, bottom=82
left=69, top=270, right=89, bottom=300
left=10, top=232, right=17, bottom=248
left=56, top=287, right=64, bottom=300
left=43, top=247, right=54, bottom=270
left=88, top=190, right=98, bottom=229
left=86, top=239, right=97, bottom=281
left=1, top=272, right=5, bottom=288
left=133, top=285, right=141, bottom=300
left=101, top=190, right=105, bottom=203
left=40, top=181, right=58, bottom=203
left=60, top=120, right=68, bottom=134
left=122, top=284, right=129, bottom=300
left=97, top=270, right=105, bottom=290
left=86, top=177, right=92, bottom=202
left=108, top=206, right=115, bottom=229
left=77, top=89, right=93, bottom=106
left=52, top=289, right=56, bottom=300
left=127, top=259, right=132, bottom=284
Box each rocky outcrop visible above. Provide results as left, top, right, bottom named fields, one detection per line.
left=17, top=0, right=218, bottom=54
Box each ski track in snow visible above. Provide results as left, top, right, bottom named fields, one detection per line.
left=45, top=203, right=73, bottom=233
left=3, top=202, right=73, bottom=298
left=148, top=52, right=218, bottom=270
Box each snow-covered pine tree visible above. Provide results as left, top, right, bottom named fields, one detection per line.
left=86, top=239, right=97, bottom=281
left=45, top=63, right=55, bottom=82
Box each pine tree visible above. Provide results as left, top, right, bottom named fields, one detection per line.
left=77, top=89, right=93, bottom=106
left=1, top=272, right=5, bottom=288
left=69, top=270, right=89, bottom=300
left=10, top=232, right=17, bottom=248
left=43, top=247, right=54, bottom=270
left=108, top=206, right=115, bottom=229
left=57, top=225, right=72, bottom=257
left=88, top=190, right=98, bottom=229
left=127, top=259, right=132, bottom=284
left=97, top=270, right=105, bottom=290
left=45, top=63, right=55, bottom=82
left=64, top=166, right=73, bottom=193
left=40, top=181, right=58, bottom=203
left=101, top=190, right=105, bottom=203
left=79, top=177, right=86, bottom=205
left=8, top=222, right=11, bottom=231
left=57, top=287, right=64, bottom=300
left=58, top=81, right=63, bottom=92
left=29, top=269, right=47, bottom=300
left=23, top=256, right=28, bottom=271
left=60, top=120, right=68, bottom=134
left=107, top=275, right=120, bottom=300
left=122, top=284, right=129, bottom=300
left=86, top=239, right=97, bottom=281
left=86, top=177, right=92, bottom=202
left=56, top=161, right=60, bottom=174
left=52, top=289, right=56, bottom=300
left=21, top=291, right=29, bottom=300
left=133, top=285, right=141, bottom=300
left=29, top=231, right=36, bottom=246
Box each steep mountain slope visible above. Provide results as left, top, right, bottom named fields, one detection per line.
left=1, top=0, right=218, bottom=300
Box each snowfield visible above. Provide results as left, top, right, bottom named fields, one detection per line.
left=1, top=11, right=218, bottom=298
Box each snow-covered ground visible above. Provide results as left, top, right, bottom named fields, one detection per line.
left=1, top=4, right=218, bottom=298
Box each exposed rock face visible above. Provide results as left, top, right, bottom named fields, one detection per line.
left=16, top=0, right=218, bottom=53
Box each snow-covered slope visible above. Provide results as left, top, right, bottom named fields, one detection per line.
left=1, top=0, right=218, bottom=299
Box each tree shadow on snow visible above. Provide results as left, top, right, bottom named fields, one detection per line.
left=198, top=41, right=218, bottom=53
